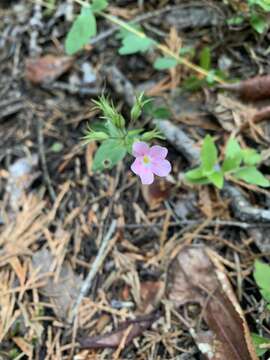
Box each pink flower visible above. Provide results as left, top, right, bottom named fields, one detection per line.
left=131, top=141, right=171, bottom=185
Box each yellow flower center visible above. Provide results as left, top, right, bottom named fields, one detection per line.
left=143, top=155, right=150, bottom=164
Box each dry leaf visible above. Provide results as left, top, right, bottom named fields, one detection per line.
left=168, top=246, right=258, bottom=360
left=221, top=75, right=270, bottom=101
left=25, top=55, right=73, bottom=84
left=32, top=248, right=82, bottom=320
left=79, top=313, right=160, bottom=349
left=138, top=281, right=165, bottom=314
left=142, top=179, right=172, bottom=209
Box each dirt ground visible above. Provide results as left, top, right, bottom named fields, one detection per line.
left=1, top=1, right=270, bottom=359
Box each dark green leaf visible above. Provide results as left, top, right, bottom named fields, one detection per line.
left=252, top=333, right=270, bottom=356
left=250, top=13, right=268, bottom=34
left=199, top=46, right=211, bottom=71
left=233, top=167, right=270, bottom=187
left=65, top=6, right=96, bottom=55
left=92, top=139, right=127, bottom=171
left=201, top=135, right=218, bottom=173
left=92, top=0, right=108, bottom=12
left=154, top=57, right=178, bottom=70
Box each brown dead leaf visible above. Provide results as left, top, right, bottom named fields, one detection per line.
left=168, top=246, right=258, bottom=360
left=221, top=74, right=270, bottom=101
left=142, top=179, right=172, bottom=209
left=138, top=281, right=165, bottom=314
left=25, top=55, right=73, bottom=84
left=79, top=313, right=160, bottom=349
left=32, top=248, right=83, bottom=320
left=12, top=337, right=33, bottom=359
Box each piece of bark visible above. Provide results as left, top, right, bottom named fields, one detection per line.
left=168, top=246, right=258, bottom=360
left=220, top=75, right=270, bottom=101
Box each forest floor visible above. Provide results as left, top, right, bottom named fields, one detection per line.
left=1, top=0, right=270, bottom=359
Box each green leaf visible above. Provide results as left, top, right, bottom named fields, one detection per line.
left=252, top=333, right=270, bottom=356
left=227, top=15, right=245, bottom=26
left=199, top=46, right=211, bottom=71
left=92, top=139, right=127, bottom=171
left=208, top=171, right=224, bottom=189
left=92, top=0, right=108, bottom=12
left=223, top=137, right=242, bottom=172
left=179, top=46, right=195, bottom=57
left=250, top=13, right=268, bottom=33
left=233, top=167, right=270, bottom=187
left=65, top=6, right=96, bottom=55
left=154, top=57, right=178, bottom=70
left=201, top=135, right=218, bottom=173
left=118, top=34, right=154, bottom=55
left=50, top=142, right=63, bottom=153
left=185, top=167, right=204, bottom=180
left=254, top=260, right=270, bottom=303
left=182, top=75, right=205, bottom=91
left=242, top=149, right=261, bottom=166
left=248, top=0, right=270, bottom=11
left=222, top=157, right=241, bottom=173
left=83, top=130, right=109, bottom=142
left=225, top=137, right=242, bottom=159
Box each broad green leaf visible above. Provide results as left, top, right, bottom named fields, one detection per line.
left=118, top=34, right=154, bottom=55
left=92, top=139, right=127, bottom=171
left=222, top=157, right=241, bottom=173
left=250, top=13, right=268, bottom=34
left=254, top=260, right=270, bottom=303
left=92, top=0, right=108, bottom=12
left=242, top=149, right=261, bottom=166
left=89, top=120, right=109, bottom=134
left=154, top=57, right=178, bottom=70
left=185, top=167, right=204, bottom=180
left=201, top=135, right=218, bottom=173
left=65, top=6, right=96, bottom=55
left=233, top=167, right=270, bottom=187
left=252, top=333, right=270, bottom=356
left=248, top=0, right=270, bottom=11
left=151, top=107, right=171, bottom=119
left=106, top=120, right=124, bottom=138
left=199, top=46, right=211, bottom=71
left=208, top=171, right=224, bottom=189
left=225, top=137, right=242, bottom=159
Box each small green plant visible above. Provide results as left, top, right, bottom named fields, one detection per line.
left=83, top=93, right=164, bottom=172
left=185, top=135, right=270, bottom=189
left=252, top=260, right=270, bottom=356
left=228, top=0, right=270, bottom=34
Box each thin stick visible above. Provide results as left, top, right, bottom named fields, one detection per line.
left=70, top=220, right=117, bottom=322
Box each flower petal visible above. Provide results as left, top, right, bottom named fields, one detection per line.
left=139, top=168, right=154, bottom=184
left=151, top=159, right=171, bottom=177
left=149, top=145, right=168, bottom=159
left=131, top=158, right=143, bottom=175
left=130, top=158, right=154, bottom=184
left=132, top=141, right=149, bottom=157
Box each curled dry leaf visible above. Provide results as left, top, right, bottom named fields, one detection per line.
left=79, top=312, right=160, bottom=349
left=25, top=55, right=74, bottom=84
left=220, top=75, right=270, bottom=101
left=142, top=179, right=172, bottom=209
left=168, top=246, right=258, bottom=360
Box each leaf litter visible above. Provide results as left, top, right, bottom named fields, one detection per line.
left=1, top=0, right=270, bottom=359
